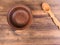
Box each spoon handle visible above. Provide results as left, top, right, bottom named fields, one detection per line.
left=48, top=10, right=60, bottom=29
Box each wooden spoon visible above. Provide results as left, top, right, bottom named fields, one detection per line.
left=42, top=3, right=60, bottom=29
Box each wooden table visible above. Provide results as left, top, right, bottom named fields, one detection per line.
left=0, top=0, right=60, bottom=45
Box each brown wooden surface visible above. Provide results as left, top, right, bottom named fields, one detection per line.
left=0, top=0, right=60, bottom=45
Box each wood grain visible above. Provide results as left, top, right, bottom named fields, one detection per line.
left=0, top=0, right=60, bottom=45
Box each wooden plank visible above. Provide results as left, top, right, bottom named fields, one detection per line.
left=0, top=0, right=60, bottom=45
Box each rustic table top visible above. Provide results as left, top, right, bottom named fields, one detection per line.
left=0, top=0, right=60, bottom=45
